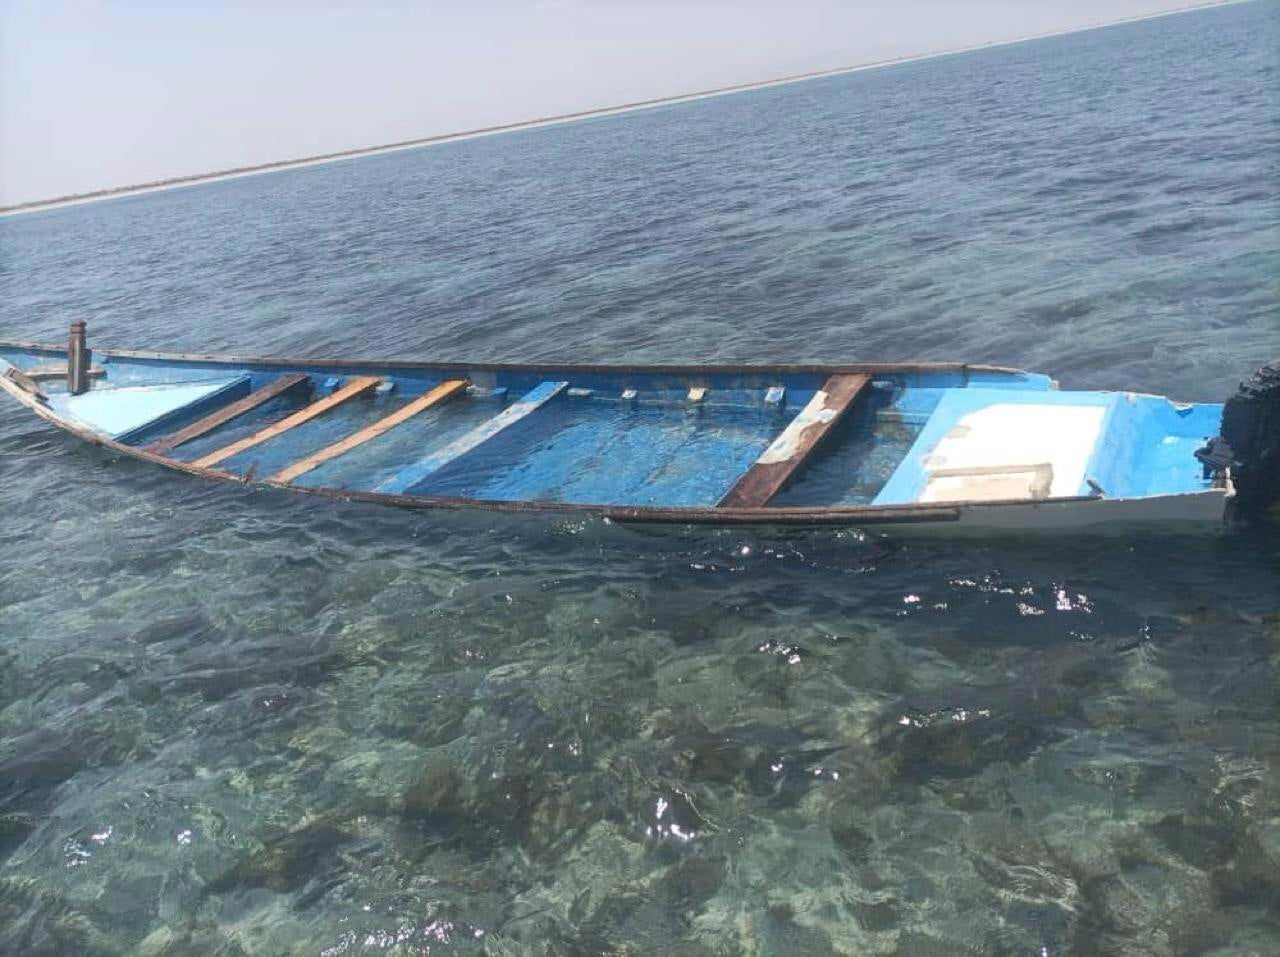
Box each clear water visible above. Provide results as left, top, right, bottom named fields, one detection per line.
left=1, top=3, right=1279, bottom=953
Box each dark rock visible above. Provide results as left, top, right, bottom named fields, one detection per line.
left=128, top=614, right=215, bottom=646
left=577, top=892, right=684, bottom=953
left=879, top=706, right=1061, bottom=783
left=520, top=779, right=589, bottom=859
left=402, top=751, right=571, bottom=856
left=403, top=753, right=467, bottom=816
left=1150, top=814, right=1236, bottom=869
left=0, top=877, right=115, bottom=957
left=853, top=898, right=900, bottom=932
left=0, top=813, right=38, bottom=863
left=671, top=732, right=753, bottom=785
left=661, top=855, right=724, bottom=907
left=0, top=724, right=148, bottom=807
left=766, top=901, right=794, bottom=923
left=0, top=648, right=19, bottom=704
left=829, top=803, right=873, bottom=860
left=642, top=710, right=704, bottom=740
left=204, top=820, right=353, bottom=894
left=1210, top=827, right=1280, bottom=911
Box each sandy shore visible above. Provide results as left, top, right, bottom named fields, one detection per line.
left=0, top=0, right=1241, bottom=217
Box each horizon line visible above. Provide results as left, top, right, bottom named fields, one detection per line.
left=0, top=0, right=1247, bottom=217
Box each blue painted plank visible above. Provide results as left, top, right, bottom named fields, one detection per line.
left=376, top=380, right=569, bottom=494
left=411, top=401, right=782, bottom=506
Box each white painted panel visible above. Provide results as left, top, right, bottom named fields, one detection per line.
left=918, top=403, right=1106, bottom=501
left=55, top=378, right=245, bottom=437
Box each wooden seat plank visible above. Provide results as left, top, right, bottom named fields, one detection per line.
left=145, top=371, right=312, bottom=455
left=377, top=380, right=568, bottom=494
left=146, top=373, right=311, bottom=454
left=717, top=373, right=872, bottom=508
left=269, top=379, right=468, bottom=485
left=192, top=376, right=381, bottom=468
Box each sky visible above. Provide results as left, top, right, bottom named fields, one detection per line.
left=1, top=0, right=1222, bottom=206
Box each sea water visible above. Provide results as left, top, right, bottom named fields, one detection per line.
left=1, top=3, right=1278, bottom=953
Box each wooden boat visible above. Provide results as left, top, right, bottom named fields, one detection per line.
left=1, top=329, right=1272, bottom=531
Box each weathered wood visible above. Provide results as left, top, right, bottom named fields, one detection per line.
left=377, top=380, right=568, bottom=494
left=67, top=321, right=91, bottom=395
left=269, top=379, right=468, bottom=484
left=146, top=373, right=311, bottom=454
left=192, top=376, right=381, bottom=468
left=24, top=363, right=106, bottom=382
left=717, top=373, right=872, bottom=508
left=3, top=366, right=47, bottom=401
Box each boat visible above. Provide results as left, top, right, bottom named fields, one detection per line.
left=1, top=327, right=1275, bottom=531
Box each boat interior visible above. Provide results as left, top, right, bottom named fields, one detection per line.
left=0, top=342, right=1223, bottom=512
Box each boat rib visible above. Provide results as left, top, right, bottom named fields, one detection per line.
left=718, top=373, right=871, bottom=507
left=269, top=378, right=468, bottom=484
left=192, top=376, right=381, bottom=468
left=146, top=373, right=311, bottom=453
left=376, top=380, right=568, bottom=494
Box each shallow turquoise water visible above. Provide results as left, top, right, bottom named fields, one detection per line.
left=1, top=3, right=1279, bottom=954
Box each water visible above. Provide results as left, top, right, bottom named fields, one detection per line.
left=1, top=3, right=1279, bottom=953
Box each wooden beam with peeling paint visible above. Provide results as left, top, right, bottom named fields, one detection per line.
left=717, top=374, right=871, bottom=508
left=192, top=376, right=381, bottom=468
left=147, top=373, right=311, bottom=454
left=269, top=379, right=468, bottom=484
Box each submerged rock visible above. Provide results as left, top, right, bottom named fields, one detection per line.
left=1149, top=813, right=1237, bottom=870
left=203, top=819, right=354, bottom=894
left=1080, top=861, right=1213, bottom=954
left=521, top=778, right=591, bottom=859
left=0, top=875, right=123, bottom=956
left=0, top=812, right=37, bottom=863
left=659, top=854, right=725, bottom=907
left=671, top=731, right=754, bottom=786
left=402, top=750, right=600, bottom=861
left=828, top=802, right=874, bottom=860
left=878, top=705, right=1062, bottom=784
left=403, top=752, right=468, bottom=817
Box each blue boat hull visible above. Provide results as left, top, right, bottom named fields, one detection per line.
left=0, top=339, right=1231, bottom=529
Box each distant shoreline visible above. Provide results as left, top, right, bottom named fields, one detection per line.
left=0, top=0, right=1243, bottom=217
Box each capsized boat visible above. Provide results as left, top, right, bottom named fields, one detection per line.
left=1, top=329, right=1275, bottom=531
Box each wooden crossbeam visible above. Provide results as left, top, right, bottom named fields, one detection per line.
left=146, top=373, right=311, bottom=454
left=717, top=373, right=872, bottom=508
left=24, top=363, right=106, bottom=382
left=192, top=376, right=381, bottom=469
left=269, top=379, right=468, bottom=485
left=377, top=380, right=568, bottom=494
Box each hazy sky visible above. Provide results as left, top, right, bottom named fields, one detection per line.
left=2, top=0, right=1216, bottom=205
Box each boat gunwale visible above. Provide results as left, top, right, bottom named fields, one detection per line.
left=0, top=340, right=1030, bottom=379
